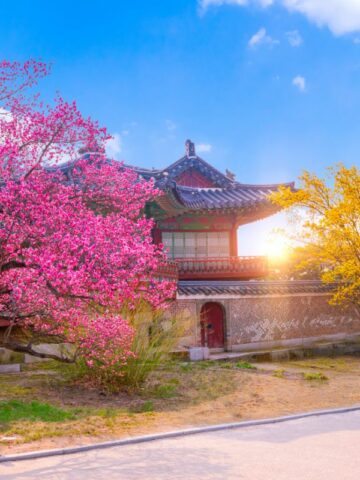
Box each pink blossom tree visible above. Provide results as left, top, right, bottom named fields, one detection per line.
left=0, top=60, right=175, bottom=375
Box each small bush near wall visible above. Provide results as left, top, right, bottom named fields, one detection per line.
left=118, top=304, right=190, bottom=388
left=79, top=302, right=192, bottom=391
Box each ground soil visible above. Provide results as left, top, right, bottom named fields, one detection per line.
left=1, top=355, right=360, bottom=455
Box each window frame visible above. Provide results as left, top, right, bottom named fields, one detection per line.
left=161, top=231, right=230, bottom=259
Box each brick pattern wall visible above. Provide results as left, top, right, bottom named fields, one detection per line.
left=229, top=295, right=360, bottom=345
left=174, top=294, right=360, bottom=349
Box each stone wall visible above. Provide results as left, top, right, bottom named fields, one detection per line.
left=174, top=293, right=360, bottom=351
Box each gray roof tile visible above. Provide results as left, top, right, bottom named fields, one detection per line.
left=178, top=280, right=335, bottom=296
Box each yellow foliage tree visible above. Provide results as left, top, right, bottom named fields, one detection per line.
left=271, top=164, right=360, bottom=306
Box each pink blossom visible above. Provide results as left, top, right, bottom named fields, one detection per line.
left=0, top=60, right=176, bottom=371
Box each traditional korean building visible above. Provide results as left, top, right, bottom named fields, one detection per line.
left=1, top=140, right=358, bottom=366
left=129, top=140, right=360, bottom=352
left=133, top=139, right=291, bottom=282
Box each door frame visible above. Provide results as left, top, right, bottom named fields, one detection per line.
left=199, top=301, right=226, bottom=350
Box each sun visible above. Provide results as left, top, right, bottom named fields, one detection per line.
left=265, top=232, right=290, bottom=261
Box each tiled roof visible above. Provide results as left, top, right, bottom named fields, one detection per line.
left=151, top=177, right=293, bottom=219
left=173, top=183, right=292, bottom=210
left=128, top=152, right=295, bottom=215
left=178, top=280, right=335, bottom=296
left=161, top=155, right=235, bottom=188
left=125, top=155, right=235, bottom=188
left=53, top=147, right=295, bottom=217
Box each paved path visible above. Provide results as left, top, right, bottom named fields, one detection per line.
left=1, top=410, right=360, bottom=479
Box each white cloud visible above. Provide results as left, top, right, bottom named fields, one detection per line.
left=200, top=0, right=360, bottom=36
left=105, top=133, right=122, bottom=159
left=283, top=0, right=360, bottom=35
left=165, top=119, right=177, bottom=132
left=197, top=143, right=213, bottom=153
left=292, top=75, right=306, bottom=92
left=201, top=0, right=273, bottom=8
left=249, top=28, right=279, bottom=47
left=286, top=30, right=303, bottom=46
left=201, top=0, right=248, bottom=10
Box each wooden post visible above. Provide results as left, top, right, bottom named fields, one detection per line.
left=230, top=226, right=238, bottom=256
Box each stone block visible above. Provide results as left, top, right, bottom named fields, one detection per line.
left=24, top=343, right=74, bottom=363
left=189, top=347, right=209, bottom=362
left=0, top=364, right=20, bottom=373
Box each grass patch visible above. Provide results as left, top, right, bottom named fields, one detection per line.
left=220, top=362, right=235, bottom=369
left=0, top=400, right=76, bottom=424
left=0, top=381, right=34, bottom=398
left=152, top=383, right=178, bottom=399
left=22, top=360, right=60, bottom=372
left=179, top=362, right=194, bottom=372
left=90, top=407, right=120, bottom=419
left=130, top=401, right=154, bottom=413
left=303, top=372, right=329, bottom=381
left=196, top=361, right=215, bottom=369
left=273, top=369, right=286, bottom=379
left=235, top=361, right=257, bottom=370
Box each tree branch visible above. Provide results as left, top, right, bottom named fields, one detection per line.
left=1, top=341, right=75, bottom=363
left=0, top=260, right=26, bottom=272
left=24, top=124, right=63, bottom=180
left=46, top=280, right=93, bottom=300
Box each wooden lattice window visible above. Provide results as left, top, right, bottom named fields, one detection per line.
left=162, top=232, right=230, bottom=259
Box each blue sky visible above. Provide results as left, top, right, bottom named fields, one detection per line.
left=2, top=0, right=360, bottom=254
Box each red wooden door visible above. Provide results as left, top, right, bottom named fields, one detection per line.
left=200, top=302, right=225, bottom=348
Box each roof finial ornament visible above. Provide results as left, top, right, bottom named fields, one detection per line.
left=185, top=139, right=196, bottom=158
left=225, top=169, right=236, bottom=181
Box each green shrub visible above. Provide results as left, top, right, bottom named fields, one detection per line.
left=74, top=301, right=191, bottom=391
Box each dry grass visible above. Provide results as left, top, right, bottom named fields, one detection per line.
left=1, top=355, right=360, bottom=454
